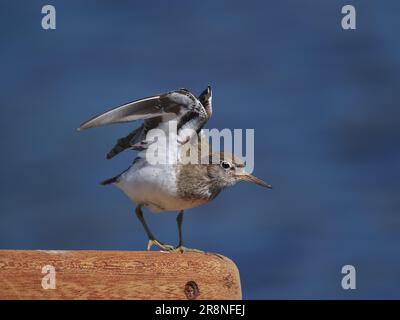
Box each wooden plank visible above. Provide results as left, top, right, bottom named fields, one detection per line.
left=0, top=250, right=242, bottom=300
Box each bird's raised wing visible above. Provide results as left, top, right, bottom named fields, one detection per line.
left=79, top=87, right=213, bottom=159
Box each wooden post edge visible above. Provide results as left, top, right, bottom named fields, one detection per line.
left=0, top=250, right=242, bottom=300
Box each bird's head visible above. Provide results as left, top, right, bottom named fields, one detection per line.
left=206, top=152, right=272, bottom=189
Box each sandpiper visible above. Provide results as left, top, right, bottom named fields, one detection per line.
left=79, top=87, right=271, bottom=252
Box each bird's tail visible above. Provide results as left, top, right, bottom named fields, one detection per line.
left=100, top=175, right=120, bottom=185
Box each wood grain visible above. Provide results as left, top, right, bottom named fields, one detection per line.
left=0, top=250, right=242, bottom=300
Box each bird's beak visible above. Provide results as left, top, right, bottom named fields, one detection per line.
left=238, top=174, right=272, bottom=189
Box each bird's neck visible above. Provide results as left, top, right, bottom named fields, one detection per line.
left=176, top=164, right=224, bottom=201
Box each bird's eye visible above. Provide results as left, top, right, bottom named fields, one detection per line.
left=220, top=161, right=231, bottom=169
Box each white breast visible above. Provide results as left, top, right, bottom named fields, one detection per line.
left=115, top=160, right=197, bottom=213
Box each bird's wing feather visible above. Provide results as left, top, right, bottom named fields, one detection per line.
left=106, top=125, right=144, bottom=159
left=79, top=88, right=212, bottom=159
left=79, top=89, right=208, bottom=130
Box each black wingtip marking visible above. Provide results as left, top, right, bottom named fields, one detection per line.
left=199, top=86, right=212, bottom=99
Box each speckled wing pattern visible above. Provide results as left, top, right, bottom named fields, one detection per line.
left=79, top=87, right=212, bottom=159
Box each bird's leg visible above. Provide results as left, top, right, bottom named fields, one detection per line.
left=174, top=211, right=222, bottom=259
left=135, top=205, right=174, bottom=252
left=177, top=210, right=184, bottom=248
left=173, top=210, right=204, bottom=253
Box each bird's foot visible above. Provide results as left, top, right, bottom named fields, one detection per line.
left=172, top=246, right=204, bottom=254
left=147, top=239, right=175, bottom=252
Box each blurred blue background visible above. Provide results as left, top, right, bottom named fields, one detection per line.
left=1, top=0, right=399, bottom=299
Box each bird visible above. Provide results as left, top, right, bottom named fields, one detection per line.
left=79, top=86, right=272, bottom=253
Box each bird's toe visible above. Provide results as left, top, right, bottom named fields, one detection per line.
left=147, top=239, right=175, bottom=252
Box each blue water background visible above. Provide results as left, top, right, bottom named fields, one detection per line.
left=1, top=1, right=400, bottom=298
